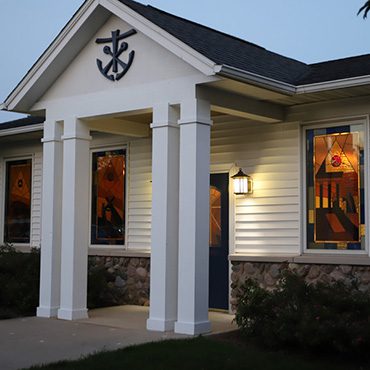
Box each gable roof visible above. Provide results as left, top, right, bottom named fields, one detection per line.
left=119, top=0, right=370, bottom=86
left=118, top=0, right=309, bottom=85
left=298, top=53, right=370, bottom=85
left=3, top=0, right=370, bottom=114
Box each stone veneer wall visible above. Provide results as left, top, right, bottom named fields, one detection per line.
left=231, top=261, right=370, bottom=311
left=88, top=256, right=150, bottom=306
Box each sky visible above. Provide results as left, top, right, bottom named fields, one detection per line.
left=0, top=0, right=369, bottom=123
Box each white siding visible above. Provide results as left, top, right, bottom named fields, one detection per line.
left=211, top=119, right=300, bottom=255
left=30, top=151, right=43, bottom=248
left=127, top=138, right=152, bottom=250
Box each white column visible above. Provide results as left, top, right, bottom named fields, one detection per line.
left=37, top=120, right=63, bottom=318
left=175, top=99, right=212, bottom=335
left=57, top=118, right=91, bottom=321
left=147, top=104, right=180, bottom=332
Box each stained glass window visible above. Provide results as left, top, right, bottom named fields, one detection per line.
left=4, top=159, right=32, bottom=243
left=91, top=149, right=126, bottom=245
left=306, top=124, right=365, bottom=250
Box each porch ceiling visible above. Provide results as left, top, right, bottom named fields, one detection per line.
left=86, top=111, right=151, bottom=138
left=198, top=85, right=285, bottom=124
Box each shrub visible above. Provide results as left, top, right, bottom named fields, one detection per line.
left=0, top=244, right=40, bottom=319
left=87, top=264, right=122, bottom=309
left=235, top=271, right=370, bottom=355
left=0, top=245, right=128, bottom=319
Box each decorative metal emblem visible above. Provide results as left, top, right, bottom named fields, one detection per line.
left=96, top=29, right=137, bottom=81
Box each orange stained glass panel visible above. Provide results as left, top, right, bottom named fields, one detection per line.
left=209, top=186, right=222, bottom=247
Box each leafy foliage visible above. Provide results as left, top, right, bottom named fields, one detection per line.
left=358, top=1, right=370, bottom=19
left=87, top=263, right=122, bottom=309
left=235, top=271, right=370, bottom=355
left=0, top=244, right=40, bottom=319
left=0, top=245, right=121, bottom=319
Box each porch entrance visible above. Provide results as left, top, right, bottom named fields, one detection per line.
left=209, top=173, right=229, bottom=310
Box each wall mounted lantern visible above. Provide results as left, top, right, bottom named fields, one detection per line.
left=231, top=168, right=253, bottom=195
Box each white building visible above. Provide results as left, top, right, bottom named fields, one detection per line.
left=1, top=0, right=370, bottom=335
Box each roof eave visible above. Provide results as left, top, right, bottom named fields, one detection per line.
left=296, top=74, right=370, bottom=94
left=218, top=65, right=370, bottom=97
left=0, top=123, right=44, bottom=137
left=216, top=65, right=297, bottom=96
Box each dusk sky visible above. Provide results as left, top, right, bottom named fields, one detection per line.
left=0, top=0, right=369, bottom=122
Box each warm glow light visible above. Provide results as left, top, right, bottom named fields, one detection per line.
left=232, top=168, right=253, bottom=195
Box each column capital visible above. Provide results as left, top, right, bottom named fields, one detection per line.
left=150, top=103, right=180, bottom=129
left=61, top=117, right=92, bottom=141
left=178, top=98, right=213, bottom=126
left=42, top=120, right=63, bottom=143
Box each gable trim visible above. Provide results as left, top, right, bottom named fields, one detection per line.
left=100, top=0, right=218, bottom=75
left=4, top=0, right=99, bottom=112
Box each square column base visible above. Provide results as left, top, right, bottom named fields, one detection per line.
left=36, top=306, right=59, bottom=318
left=146, top=318, right=176, bottom=332
left=174, top=320, right=211, bottom=335
left=57, top=308, right=88, bottom=321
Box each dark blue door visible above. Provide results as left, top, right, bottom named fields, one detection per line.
left=209, top=173, right=229, bottom=310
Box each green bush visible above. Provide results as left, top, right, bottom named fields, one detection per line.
left=0, top=244, right=40, bottom=319
left=0, top=245, right=129, bottom=319
left=235, top=271, right=370, bottom=355
left=87, top=264, right=121, bottom=309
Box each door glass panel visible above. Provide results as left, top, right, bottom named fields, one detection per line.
left=210, top=186, right=222, bottom=247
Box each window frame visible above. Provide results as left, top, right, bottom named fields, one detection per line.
left=89, top=145, right=129, bottom=249
left=1, top=155, right=34, bottom=247
left=301, top=117, right=369, bottom=255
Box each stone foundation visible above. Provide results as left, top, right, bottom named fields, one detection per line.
left=88, top=256, right=150, bottom=306
left=231, top=261, right=370, bottom=311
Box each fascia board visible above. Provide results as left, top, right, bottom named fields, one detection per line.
left=100, top=0, right=217, bottom=76
left=4, top=0, right=98, bottom=111
left=0, top=123, right=44, bottom=137
left=219, top=65, right=370, bottom=96
left=296, top=75, right=370, bottom=94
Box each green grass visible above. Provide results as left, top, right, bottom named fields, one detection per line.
left=25, top=335, right=370, bottom=370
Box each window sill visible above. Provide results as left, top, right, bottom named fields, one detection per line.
left=229, top=253, right=370, bottom=266
left=88, top=247, right=150, bottom=258
left=12, top=244, right=34, bottom=253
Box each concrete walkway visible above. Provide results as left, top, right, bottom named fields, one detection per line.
left=0, top=306, right=236, bottom=370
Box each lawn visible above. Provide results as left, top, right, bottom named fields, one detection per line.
left=25, top=332, right=370, bottom=370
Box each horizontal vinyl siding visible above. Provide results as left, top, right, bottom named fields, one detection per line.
left=31, top=151, right=42, bottom=248
left=211, top=119, right=300, bottom=255
left=127, top=138, right=152, bottom=250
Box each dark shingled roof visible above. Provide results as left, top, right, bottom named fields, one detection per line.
left=298, top=54, right=370, bottom=85
left=119, top=0, right=309, bottom=85
left=119, top=0, right=370, bottom=86
left=0, top=116, right=44, bottom=130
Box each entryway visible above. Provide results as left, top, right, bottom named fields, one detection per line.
left=209, top=173, right=229, bottom=310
